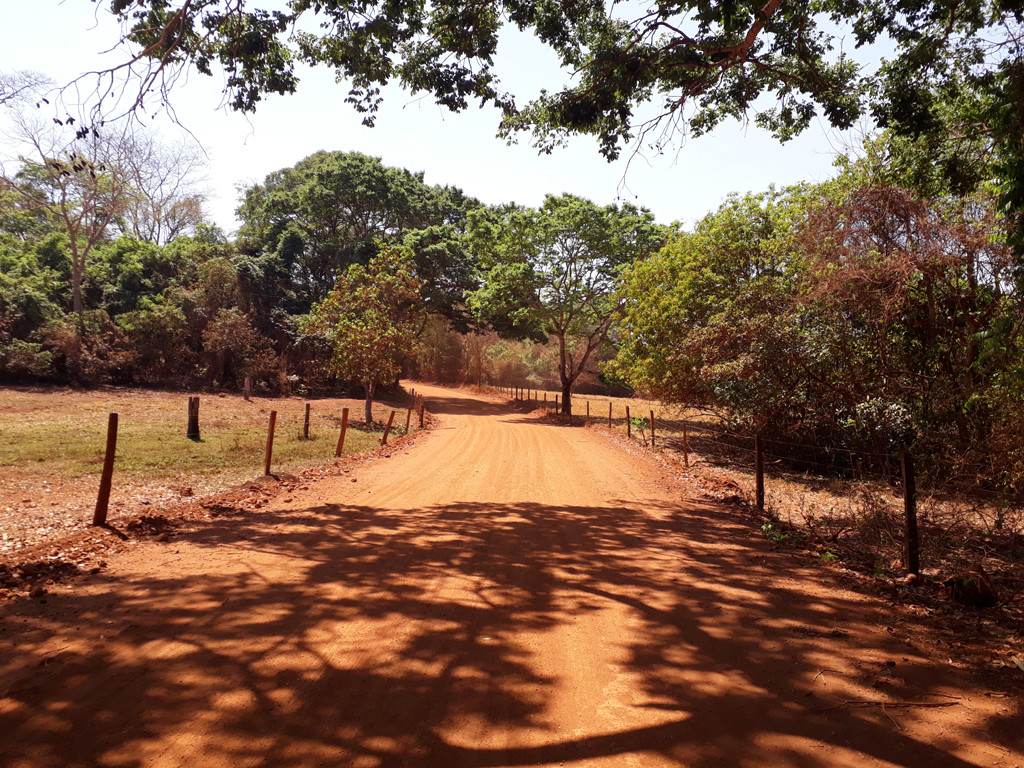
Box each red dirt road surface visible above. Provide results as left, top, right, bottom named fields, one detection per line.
left=1, top=384, right=1021, bottom=767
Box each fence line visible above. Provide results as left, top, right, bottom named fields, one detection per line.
left=496, top=384, right=1024, bottom=577
left=87, top=394, right=428, bottom=529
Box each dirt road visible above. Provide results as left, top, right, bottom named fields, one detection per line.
left=1, top=384, right=1020, bottom=767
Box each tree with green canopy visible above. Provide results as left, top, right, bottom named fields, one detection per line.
left=75, top=1, right=1024, bottom=256
left=301, top=246, right=423, bottom=425
left=236, top=150, right=481, bottom=311
left=468, top=193, right=663, bottom=417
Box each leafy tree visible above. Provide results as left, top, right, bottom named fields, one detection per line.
left=86, top=3, right=1017, bottom=156
left=615, top=177, right=1022, bottom=486
left=81, top=2, right=1024, bottom=259
left=7, top=127, right=135, bottom=318
left=301, top=247, right=423, bottom=424
left=613, top=186, right=807, bottom=429
left=0, top=234, right=63, bottom=378
left=236, top=151, right=480, bottom=308
left=202, top=307, right=277, bottom=387
left=402, top=224, right=480, bottom=331
left=469, top=193, right=663, bottom=416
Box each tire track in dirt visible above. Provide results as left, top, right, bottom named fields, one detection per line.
left=1, top=384, right=1020, bottom=767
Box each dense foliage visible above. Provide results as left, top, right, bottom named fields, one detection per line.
left=0, top=141, right=480, bottom=393
left=86, top=1, right=1024, bottom=250
left=235, top=150, right=481, bottom=314
left=614, top=149, right=1024, bottom=491
left=300, top=248, right=423, bottom=424
left=468, top=194, right=664, bottom=414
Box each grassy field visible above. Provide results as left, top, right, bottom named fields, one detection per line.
left=0, top=387, right=417, bottom=491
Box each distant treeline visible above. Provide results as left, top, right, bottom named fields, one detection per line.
left=3, top=131, right=1023, bottom=492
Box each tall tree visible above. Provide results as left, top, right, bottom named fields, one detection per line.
left=236, top=151, right=480, bottom=307
left=469, top=194, right=663, bottom=416
left=7, top=121, right=135, bottom=318
left=118, top=132, right=208, bottom=245
left=301, top=247, right=423, bottom=424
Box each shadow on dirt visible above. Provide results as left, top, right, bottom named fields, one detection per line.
left=1, top=484, right=1018, bottom=766
left=420, top=393, right=515, bottom=418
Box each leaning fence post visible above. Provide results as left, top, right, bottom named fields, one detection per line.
left=335, top=407, right=350, bottom=457
left=303, top=402, right=311, bottom=440
left=902, top=451, right=920, bottom=576
left=682, top=423, right=690, bottom=468
left=755, top=434, right=764, bottom=512
left=608, top=401, right=612, bottom=428
left=92, top=413, right=119, bottom=526
left=650, top=410, right=656, bottom=449
left=264, top=411, right=278, bottom=476
left=419, top=399, right=425, bottom=427
left=405, top=406, right=412, bottom=435
left=381, top=410, right=396, bottom=445
left=626, top=406, right=631, bottom=438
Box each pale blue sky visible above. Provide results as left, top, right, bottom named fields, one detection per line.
left=1, top=1, right=869, bottom=233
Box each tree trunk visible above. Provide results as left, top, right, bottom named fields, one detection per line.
left=364, top=381, right=375, bottom=425
left=275, top=351, right=289, bottom=395
left=72, top=277, right=84, bottom=317
left=561, top=378, right=572, bottom=418
left=69, top=239, right=84, bottom=320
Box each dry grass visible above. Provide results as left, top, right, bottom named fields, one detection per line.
left=0, top=386, right=415, bottom=483
left=0, top=386, right=420, bottom=554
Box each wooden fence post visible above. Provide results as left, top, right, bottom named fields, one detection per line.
left=608, top=401, right=612, bottom=428
left=626, top=405, right=631, bottom=438
left=335, top=407, right=349, bottom=457
left=92, top=413, right=118, bottom=526
left=586, top=400, right=590, bottom=426
left=303, top=402, right=311, bottom=440
left=186, top=396, right=200, bottom=440
left=264, top=411, right=277, bottom=476
left=243, top=377, right=252, bottom=401
left=381, top=410, right=396, bottom=445
left=682, top=423, right=690, bottom=468
left=419, top=399, right=425, bottom=427
left=650, top=410, right=656, bottom=449
left=405, top=406, right=412, bottom=435
left=902, top=451, right=920, bottom=576
left=755, top=434, right=764, bottom=512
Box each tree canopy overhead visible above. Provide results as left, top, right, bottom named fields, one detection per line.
left=93, top=1, right=1022, bottom=155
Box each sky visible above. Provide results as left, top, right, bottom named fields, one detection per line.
left=0, top=1, right=869, bottom=235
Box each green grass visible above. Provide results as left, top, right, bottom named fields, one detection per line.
left=0, top=387, right=414, bottom=488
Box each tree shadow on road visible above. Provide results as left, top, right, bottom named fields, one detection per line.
left=419, top=393, right=515, bottom=418
left=2, top=490, right=1019, bottom=767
